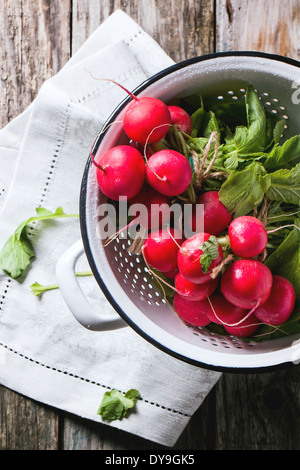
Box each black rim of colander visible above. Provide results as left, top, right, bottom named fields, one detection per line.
left=80, top=51, right=300, bottom=374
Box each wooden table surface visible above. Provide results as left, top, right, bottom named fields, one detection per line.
left=0, top=0, right=299, bottom=450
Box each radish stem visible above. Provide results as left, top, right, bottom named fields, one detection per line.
left=30, top=271, right=93, bottom=297
left=84, top=69, right=138, bottom=101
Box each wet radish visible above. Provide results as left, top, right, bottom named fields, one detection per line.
left=142, top=227, right=184, bottom=273
left=187, top=191, right=232, bottom=236
left=228, top=215, right=268, bottom=258
left=168, top=105, right=193, bottom=135
left=175, top=272, right=218, bottom=301
left=203, top=292, right=260, bottom=337
left=223, top=313, right=260, bottom=337
left=254, top=275, right=296, bottom=325
left=173, top=293, right=211, bottom=327
left=146, top=149, right=192, bottom=197
left=163, top=268, right=179, bottom=279
left=87, top=76, right=171, bottom=145
left=221, top=259, right=273, bottom=309
left=94, top=145, right=145, bottom=201
left=204, top=292, right=248, bottom=325
left=124, top=96, right=171, bottom=144
left=128, top=185, right=171, bottom=231
left=177, top=232, right=223, bottom=284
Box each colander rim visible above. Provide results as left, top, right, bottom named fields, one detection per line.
left=80, top=51, right=300, bottom=373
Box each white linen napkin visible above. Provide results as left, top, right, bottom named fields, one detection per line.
left=0, top=10, right=221, bottom=447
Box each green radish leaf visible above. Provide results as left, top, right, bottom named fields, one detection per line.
left=265, top=223, right=300, bottom=302
left=265, top=162, right=300, bottom=205
left=199, top=235, right=220, bottom=273
left=97, top=389, right=140, bottom=421
left=0, top=207, right=79, bottom=279
left=263, top=114, right=285, bottom=151
left=233, top=85, right=267, bottom=156
left=264, top=135, right=300, bottom=171
left=218, top=161, right=271, bottom=217
left=201, top=110, right=220, bottom=140
left=190, top=106, right=205, bottom=138
left=273, top=118, right=286, bottom=145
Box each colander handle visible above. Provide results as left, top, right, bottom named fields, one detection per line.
left=56, top=239, right=127, bottom=331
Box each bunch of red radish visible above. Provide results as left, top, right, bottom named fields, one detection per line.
left=91, top=85, right=296, bottom=339
left=171, top=211, right=296, bottom=337
left=92, top=91, right=193, bottom=201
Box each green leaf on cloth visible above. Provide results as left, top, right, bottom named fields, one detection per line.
left=97, top=389, right=140, bottom=421
left=0, top=207, right=79, bottom=279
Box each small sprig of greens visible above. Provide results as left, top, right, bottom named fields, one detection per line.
left=0, top=207, right=79, bottom=279
left=30, top=271, right=93, bottom=297
left=97, top=389, right=140, bottom=421
left=199, top=235, right=220, bottom=273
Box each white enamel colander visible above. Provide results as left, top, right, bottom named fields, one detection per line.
left=56, top=52, right=300, bottom=371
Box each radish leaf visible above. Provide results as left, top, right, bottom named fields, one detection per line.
left=265, top=223, right=300, bottom=302
left=218, top=161, right=271, bottom=217
left=233, top=85, right=267, bottom=156
left=265, top=162, right=300, bottom=205
left=97, top=389, right=140, bottom=421
left=0, top=207, right=79, bottom=279
left=264, top=135, right=300, bottom=170
left=199, top=235, right=220, bottom=273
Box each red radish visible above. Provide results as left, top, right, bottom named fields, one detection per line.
left=128, top=185, right=171, bottom=231
left=223, top=313, right=260, bottom=337
left=177, top=232, right=223, bottom=284
left=168, top=105, right=193, bottom=135
left=173, top=293, right=211, bottom=327
left=123, top=97, right=171, bottom=144
left=87, top=77, right=171, bottom=145
left=164, top=268, right=179, bottom=279
left=175, top=272, right=218, bottom=301
left=254, top=275, right=296, bottom=325
left=146, top=149, right=192, bottom=196
left=142, top=227, right=184, bottom=273
left=205, top=292, right=248, bottom=325
left=205, top=293, right=259, bottom=337
left=95, top=145, right=145, bottom=201
left=186, top=191, right=232, bottom=236
left=221, top=259, right=273, bottom=309
left=228, top=215, right=268, bottom=258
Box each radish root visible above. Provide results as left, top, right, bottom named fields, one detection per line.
left=206, top=296, right=260, bottom=327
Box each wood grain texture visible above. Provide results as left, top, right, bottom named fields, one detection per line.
left=0, top=0, right=71, bottom=127
left=0, top=0, right=71, bottom=450
left=0, top=0, right=299, bottom=451
left=216, top=0, right=300, bottom=58
left=71, top=0, right=215, bottom=61
left=0, top=385, right=59, bottom=450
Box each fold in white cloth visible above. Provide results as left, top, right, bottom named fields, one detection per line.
left=0, top=10, right=221, bottom=447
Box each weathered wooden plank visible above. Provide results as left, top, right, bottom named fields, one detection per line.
left=216, top=0, right=300, bottom=59
left=0, top=0, right=71, bottom=127
left=61, top=412, right=166, bottom=450
left=214, top=368, right=300, bottom=450
left=71, top=0, right=215, bottom=62
left=0, top=385, right=59, bottom=450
